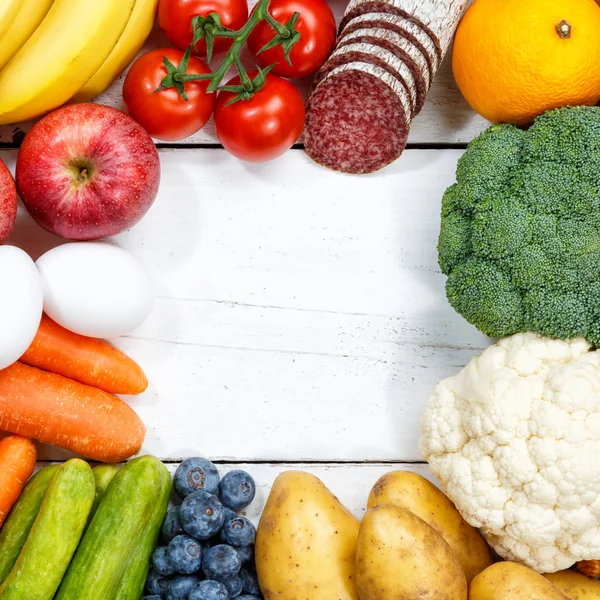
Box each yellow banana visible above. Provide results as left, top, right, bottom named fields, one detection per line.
left=73, top=0, right=159, bottom=102
left=0, top=0, right=136, bottom=125
left=0, top=0, right=22, bottom=44
left=0, top=0, right=55, bottom=71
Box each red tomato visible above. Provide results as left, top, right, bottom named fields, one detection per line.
left=214, top=72, right=305, bottom=162
left=158, top=0, right=249, bottom=56
left=247, top=0, right=336, bottom=78
left=123, top=48, right=216, bottom=142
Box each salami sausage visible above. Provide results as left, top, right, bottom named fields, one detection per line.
left=339, top=12, right=441, bottom=76
left=314, top=42, right=419, bottom=116
left=337, top=28, right=431, bottom=104
left=304, top=62, right=412, bottom=174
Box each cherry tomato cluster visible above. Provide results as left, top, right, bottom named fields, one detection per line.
left=123, top=0, right=336, bottom=162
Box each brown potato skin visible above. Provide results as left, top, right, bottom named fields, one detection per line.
left=255, top=471, right=360, bottom=600
left=367, top=470, right=492, bottom=583
left=356, top=504, right=467, bottom=600
left=544, top=570, right=600, bottom=599
left=471, top=562, right=568, bottom=599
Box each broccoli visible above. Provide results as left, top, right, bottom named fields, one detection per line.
left=439, top=106, right=600, bottom=345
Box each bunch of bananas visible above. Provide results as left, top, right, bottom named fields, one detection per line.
left=0, top=0, right=158, bottom=125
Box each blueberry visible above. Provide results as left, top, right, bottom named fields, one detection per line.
left=202, top=544, right=242, bottom=581
left=237, top=596, right=261, bottom=600
left=145, top=569, right=170, bottom=597
left=239, top=567, right=261, bottom=596
left=180, top=490, right=225, bottom=540
left=152, top=546, right=176, bottom=576
left=189, top=580, right=229, bottom=600
left=220, top=517, right=256, bottom=548
left=222, top=575, right=243, bottom=598
left=162, top=507, right=184, bottom=543
left=223, top=507, right=238, bottom=522
left=166, top=575, right=201, bottom=600
left=218, top=471, right=256, bottom=510
left=167, top=535, right=203, bottom=575
left=142, top=596, right=163, bottom=600
left=175, top=458, right=220, bottom=499
left=236, top=545, right=254, bottom=565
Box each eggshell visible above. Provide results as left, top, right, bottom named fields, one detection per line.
left=0, top=246, right=43, bottom=369
left=36, top=242, right=154, bottom=338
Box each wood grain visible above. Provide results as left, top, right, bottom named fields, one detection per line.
left=4, top=147, right=490, bottom=463
left=0, top=0, right=488, bottom=146
left=36, top=461, right=440, bottom=522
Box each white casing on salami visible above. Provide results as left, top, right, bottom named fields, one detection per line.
left=342, top=0, right=468, bottom=58
left=339, top=12, right=441, bottom=73
left=339, top=27, right=431, bottom=89
left=314, top=61, right=412, bottom=123
left=324, top=42, right=419, bottom=114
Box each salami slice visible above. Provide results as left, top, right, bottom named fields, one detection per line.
left=339, top=12, right=441, bottom=76
left=304, top=62, right=412, bottom=174
left=315, top=42, right=419, bottom=116
left=337, top=28, right=430, bottom=104
left=339, top=0, right=441, bottom=56
left=340, top=0, right=469, bottom=60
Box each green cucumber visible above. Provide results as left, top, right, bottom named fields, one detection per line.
left=56, top=455, right=163, bottom=600
left=90, top=464, right=120, bottom=520
left=0, top=465, right=59, bottom=585
left=0, top=459, right=95, bottom=600
left=114, top=460, right=172, bottom=600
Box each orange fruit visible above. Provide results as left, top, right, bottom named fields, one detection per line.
left=452, top=0, right=600, bottom=125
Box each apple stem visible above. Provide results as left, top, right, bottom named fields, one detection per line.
left=78, top=168, right=88, bottom=183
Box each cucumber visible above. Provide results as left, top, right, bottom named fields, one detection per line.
left=0, top=465, right=59, bottom=585
left=114, top=460, right=172, bottom=600
left=0, top=459, right=95, bottom=600
left=90, top=464, right=120, bottom=520
left=56, top=455, right=163, bottom=600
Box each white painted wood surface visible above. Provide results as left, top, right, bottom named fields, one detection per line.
left=35, top=462, right=439, bottom=521
left=0, top=0, right=488, bottom=146
left=4, top=147, right=490, bottom=464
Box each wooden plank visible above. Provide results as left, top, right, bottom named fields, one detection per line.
left=5, top=147, right=490, bottom=463
left=36, top=461, right=439, bottom=522
left=0, top=0, right=488, bottom=147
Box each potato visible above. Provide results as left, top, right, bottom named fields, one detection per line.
left=470, top=562, right=568, bottom=599
left=356, top=504, right=467, bottom=600
left=544, top=570, right=600, bottom=599
left=367, top=470, right=492, bottom=583
left=255, top=471, right=360, bottom=600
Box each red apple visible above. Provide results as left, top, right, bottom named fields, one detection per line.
left=0, top=158, right=17, bottom=244
left=16, top=104, right=160, bottom=240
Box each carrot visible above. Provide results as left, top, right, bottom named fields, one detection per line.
left=20, top=314, right=148, bottom=395
left=0, top=362, right=146, bottom=463
left=0, top=435, right=37, bottom=527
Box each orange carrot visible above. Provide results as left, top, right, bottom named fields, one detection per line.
left=0, top=362, right=146, bottom=463
left=0, top=435, right=37, bottom=527
left=20, top=314, right=148, bottom=395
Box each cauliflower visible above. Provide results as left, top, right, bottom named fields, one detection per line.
left=420, top=332, right=600, bottom=573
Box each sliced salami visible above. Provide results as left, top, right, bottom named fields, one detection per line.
left=340, top=0, right=469, bottom=60
left=339, top=0, right=441, bottom=57
left=315, top=42, right=419, bottom=116
left=337, top=28, right=430, bottom=105
left=339, top=12, right=441, bottom=76
left=304, top=62, right=412, bottom=174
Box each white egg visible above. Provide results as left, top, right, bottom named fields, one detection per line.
left=0, top=246, right=43, bottom=369
left=36, top=242, right=154, bottom=338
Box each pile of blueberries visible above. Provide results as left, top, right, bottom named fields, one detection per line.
left=142, top=457, right=263, bottom=600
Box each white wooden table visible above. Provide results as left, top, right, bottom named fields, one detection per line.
left=2, top=0, right=491, bottom=518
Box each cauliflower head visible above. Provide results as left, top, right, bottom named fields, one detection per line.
left=420, top=332, right=600, bottom=573
left=439, top=106, right=600, bottom=345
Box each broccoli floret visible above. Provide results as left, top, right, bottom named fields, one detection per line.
left=439, top=106, right=600, bottom=346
